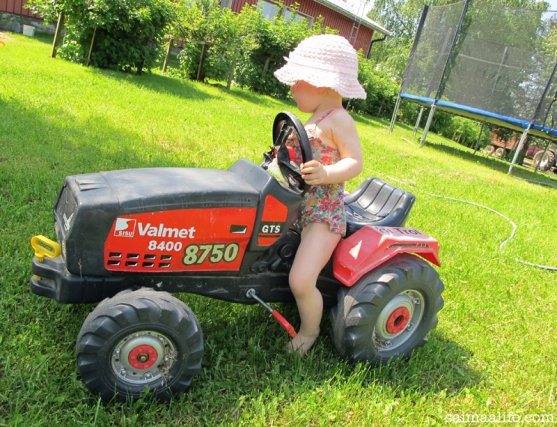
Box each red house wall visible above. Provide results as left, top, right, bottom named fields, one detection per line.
left=1, top=0, right=374, bottom=52
left=231, top=0, right=374, bottom=52
left=0, top=0, right=40, bottom=18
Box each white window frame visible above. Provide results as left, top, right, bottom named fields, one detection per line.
left=284, top=7, right=313, bottom=25
left=257, top=0, right=281, bottom=20
left=257, top=0, right=314, bottom=26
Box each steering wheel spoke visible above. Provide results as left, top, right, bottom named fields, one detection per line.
left=278, top=160, right=303, bottom=183
left=266, top=112, right=313, bottom=194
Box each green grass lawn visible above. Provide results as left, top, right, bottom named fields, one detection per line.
left=1, top=32, right=556, bottom=426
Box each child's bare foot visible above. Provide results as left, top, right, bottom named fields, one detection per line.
left=288, top=332, right=319, bottom=355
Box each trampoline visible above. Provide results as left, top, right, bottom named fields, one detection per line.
left=389, top=0, right=557, bottom=173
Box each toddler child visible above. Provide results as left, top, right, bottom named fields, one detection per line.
left=273, top=34, right=366, bottom=354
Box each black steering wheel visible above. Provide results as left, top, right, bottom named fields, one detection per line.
left=262, top=112, right=313, bottom=194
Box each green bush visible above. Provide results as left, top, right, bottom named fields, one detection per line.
left=351, top=58, right=399, bottom=118
left=171, top=0, right=258, bottom=83
left=30, top=0, right=174, bottom=73
left=171, top=0, right=332, bottom=96
left=234, top=8, right=331, bottom=98
left=430, top=113, right=487, bottom=148
left=171, top=0, right=226, bottom=81
left=348, top=56, right=420, bottom=123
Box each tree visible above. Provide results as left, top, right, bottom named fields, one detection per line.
left=368, top=0, right=434, bottom=79
left=372, top=0, right=555, bottom=146
left=169, top=0, right=258, bottom=84
left=234, top=5, right=332, bottom=98
left=368, top=0, right=552, bottom=80
left=29, top=0, right=174, bottom=73
left=170, top=0, right=332, bottom=96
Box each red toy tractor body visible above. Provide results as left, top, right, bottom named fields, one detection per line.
left=30, top=112, right=444, bottom=401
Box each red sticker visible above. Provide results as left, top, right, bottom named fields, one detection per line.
left=104, top=208, right=256, bottom=272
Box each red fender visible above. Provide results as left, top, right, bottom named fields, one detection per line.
left=332, top=226, right=441, bottom=287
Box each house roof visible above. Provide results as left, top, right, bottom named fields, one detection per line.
left=314, top=0, right=392, bottom=36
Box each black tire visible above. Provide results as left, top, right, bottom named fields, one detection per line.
left=76, top=288, right=204, bottom=402
left=533, top=150, right=556, bottom=171
left=330, top=254, right=444, bottom=363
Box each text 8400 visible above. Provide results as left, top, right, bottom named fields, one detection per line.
left=148, top=240, right=183, bottom=252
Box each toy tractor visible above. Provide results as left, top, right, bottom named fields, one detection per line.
left=30, top=112, right=444, bottom=402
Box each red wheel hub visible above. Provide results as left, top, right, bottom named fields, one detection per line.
left=128, top=345, right=158, bottom=370
left=385, top=307, right=411, bottom=334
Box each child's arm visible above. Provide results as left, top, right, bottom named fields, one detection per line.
left=301, top=112, right=362, bottom=185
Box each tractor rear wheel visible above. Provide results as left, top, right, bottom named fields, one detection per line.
left=76, top=288, right=203, bottom=401
left=330, top=254, right=444, bottom=363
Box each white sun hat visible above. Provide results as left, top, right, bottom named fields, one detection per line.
left=274, top=34, right=367, bottom=99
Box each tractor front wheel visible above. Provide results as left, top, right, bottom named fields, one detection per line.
left=76, top=288, right=204, bottom=401
left=330, top=254, right=444, bottom=363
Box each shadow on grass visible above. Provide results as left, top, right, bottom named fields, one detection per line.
left=87, top=67, right=220, bottom=102
left=424, top=138, right=557, bottom=185
left=30, top=31, right=54, bottom=45
left=206, top=82, right=288, bottom=109
left=90, top=65, right=289, bottom=108
left=187, top=304, right=480, bottom=409
left=352, top=112, right=389, bottom=130
left=0, top=95, right=191, bottom=216
left=20, top=293, right=480, bottom=423
left=18, top=34, right=218, bottom=103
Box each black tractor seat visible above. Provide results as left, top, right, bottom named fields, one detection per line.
left=344, top=178, right=416, bottom=236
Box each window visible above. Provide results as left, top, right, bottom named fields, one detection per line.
left=257, top=0, right=280, bottom=20
left=257, top=0, right=313, bottom=26
left=284, top=8, right=313, bottom=25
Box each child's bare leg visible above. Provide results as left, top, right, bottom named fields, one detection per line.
left=289, top=222, right=341, bottom=354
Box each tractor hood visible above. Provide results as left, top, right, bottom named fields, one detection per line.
left=66, top=167, right=260, bottom=212
left=53, top=160, right=301, bottom=276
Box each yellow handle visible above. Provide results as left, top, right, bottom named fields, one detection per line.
left=31, top=235, right=61, bottom=262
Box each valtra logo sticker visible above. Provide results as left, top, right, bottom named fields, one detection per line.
left=114, top=218, right=137, bottom=238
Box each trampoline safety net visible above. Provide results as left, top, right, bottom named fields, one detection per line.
left=399, top=0, right=557, bottom=140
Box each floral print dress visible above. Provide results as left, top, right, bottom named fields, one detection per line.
left=291, top=109, right=346, bottom=236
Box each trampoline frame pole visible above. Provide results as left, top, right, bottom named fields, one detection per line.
left=390, top=5, right=429, bottom=134
left=389, top=95, right=402, bottom=133
left=420, top=0, right=470, bottom=147
left=508, top=61, right=557, bottom=175
left=473, top=123, right=486, bottom=154
left=420, top=103, right=437, bottom=146
left=413, top=106, right=425, bottom=136
left=508, top=126, right=531, bottom=175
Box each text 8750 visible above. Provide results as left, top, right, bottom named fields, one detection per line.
left=183, top=243, right=240, bottom=265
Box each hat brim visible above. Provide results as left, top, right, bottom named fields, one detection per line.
left=274, top=60, right=367, bottom=100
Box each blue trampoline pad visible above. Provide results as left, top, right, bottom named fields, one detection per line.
left=401, top=93, right=557, bottom=141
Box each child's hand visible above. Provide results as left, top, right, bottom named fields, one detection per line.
left=301, top=160, right=328, bottom=185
